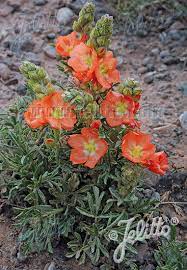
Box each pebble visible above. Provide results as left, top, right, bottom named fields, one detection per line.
left=16, top=84, right=27, bottom=96
left=43, top=45, right=56, bottom=59
left=145, top=264, right=155, bottom=270
left=177, top=82, right=187, bottom=96
left=155, top=72, right=169, bottom=80
left=160, top=50, right=170, bottom=59
left=144, top=189, right=153, bottom=198
left=179, top=112, right=187, bottom=130
left=0, top=6, right=13, bottom=17
left=150, top=48, right=160, bottom=56
left=17, top=251, right=27, bottom=262
left=69, top=0, right=87, bottom=13
left=44, top=262, right=56, bottom=270
left=168, top=29, right=181, bottom=41
left=24, top=52, right=41, bottom=65
left=0, top=63, right=11, bottom=80
left=161, top=55, right=179, bottom=65
left=151, top=192, right=160, bottom=201
left=143, top=57, right=152, bottom=66
left=47, top=33, right=56, bottom=40
left=138, top=66, right=147, bottom=74
left=160, top=50, right=179, bottom=65
left=158, top=64, right=167, bottom=72
left=57, top=8, right=74, bottom=25
left=20, top=34, right=35, bottom=52
left=60, top=27, right=72, bottom=36
left=144, top=72, right=155, bottom=84
left=147, top=63, right=155, bottom=72
left=33, top=0, right=47, bottom=5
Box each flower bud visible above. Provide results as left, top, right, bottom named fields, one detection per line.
left=118, top=163, right=143, bottom=196
left=20, top=61, right=53, bottom=97
left=73, top=2, right=95, bottom=34
left=88, top=15, right=113, bottom=50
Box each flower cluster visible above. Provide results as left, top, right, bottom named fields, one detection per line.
left=23, top=2, right=168, bottom=176
left=56, top=33, right=120, bottom=89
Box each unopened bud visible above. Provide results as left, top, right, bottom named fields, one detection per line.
left=73, top=2, right=95, bottom=34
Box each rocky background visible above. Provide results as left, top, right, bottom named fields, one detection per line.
left=0, top=0, right=186, bottom=269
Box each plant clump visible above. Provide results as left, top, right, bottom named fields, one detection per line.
left=0, top=2, right=170, bottom=269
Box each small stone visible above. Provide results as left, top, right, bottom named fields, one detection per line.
left=160, top=50, right=170, bottom=59
left=44, top=262, right=56, bottom=270
left=160, top=49, right=179, bottom=65
left=47, top=33, right=56, bottom=40
left=24, top=52, right=41, bottom=65
left=57, top=8, right=74, bottom=25
left=161, top=56, right=179, bottom=65
left=138, top=66, right=147, bottom=74
left=168, top=29, right=181, bottom=41
left=151, top=48, right=160, bottom=56
left=155, top=72, right=169, bottom=80
left=69, top=0, right=89, bottom=14
left=0, top=63, right=11, bottom=80
left=144, top=72, right=155, bottom=84
left=16, top=84, right=27, bottom=96
left=179, top=112, right=187, bottom=130
left=177, top=82, right=187, bottom=96
left=33, top=0, right=47, bottom=5
left=17, top=251, right=27, bottom=262
left=144, top=189, right=153, bottom=198
left=151, top=192, right=160, bottom=201
left=145, top=264, right=155, bottom=270
left=147, top=63, right=155, bottom=72
left=43, top=45, right=56, bottom=59
left=0, top=6, right=13, bottom=17
left=20, top=34, right=35, bottom=52
left=142, top=57, right=152, bottom=66
left=158, top=64, right=167, bottom=72
left=60, top=27, right=72, bottom=36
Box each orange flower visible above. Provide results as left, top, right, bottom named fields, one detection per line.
left=146, top=151, right=169, bottom=175
left=121, top=131, right=156, bottom=163
left=100, top=91, right=135, bottom=127
left=68, top=43, right=98, bottom=83
left=68, top=127, right=108, bottom=168
left=43, top=92, right=77, bottom=130
left=56, top=32, right=84, bottom=58
left=95, top=51, right=120, bottom=89
left=24, top=100, right=47, bottom=129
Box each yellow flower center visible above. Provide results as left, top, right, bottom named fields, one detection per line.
left=130, top=145, right=143, bottom=158
left=85, top=56, right=93, bottom=67
left=116, top=102, right=128, bottom=116
left=100, top=63, right=108, bottom=75
left=52, top=107, right=63, bottom=119
left=84, top=140, right=96, bottom=155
